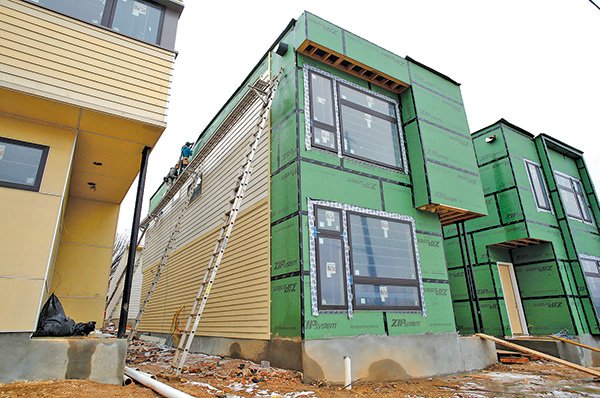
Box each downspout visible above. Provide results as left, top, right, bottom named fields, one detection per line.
left=118, top=146, right=151, bottom=338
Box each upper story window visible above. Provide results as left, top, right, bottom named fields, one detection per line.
left=0, top=137, right=49, bottom=192
left=112, top=0, right=163, bottom=44
left=305, top=66, right=406, bottom=171
left=309, top=200, right=424, bottom=316
left=524, top=160, right=552, bottom=212
left=555, top=172, right=593, bottom=223
left=28, top=0, right=165, bottom=45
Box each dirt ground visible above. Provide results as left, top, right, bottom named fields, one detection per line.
left=2, top=339, right=599, bottom=397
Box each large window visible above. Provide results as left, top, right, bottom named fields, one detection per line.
left=580, top=256, right=600, bottom=322
left=555, top=172, right=593, bottom=223
left=27, top=0, right=164, bottom=45
left=348, top=213, right=420, bottom=309
left=305, top=67, right=406, bottom=170
left=309, top=201, right=423, bottom=315
left=524, top=160, right=552, bottom=212
left=0, top=137, right=49, bottom=192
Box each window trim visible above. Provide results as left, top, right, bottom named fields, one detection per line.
left=524, top=159, right=552, bottom=213
left=307, top=199, right=425, bottom=318
left=346, top=210, right=422, bottom=311
left=0, top=136, right=49, bottom=192
left=554, top=171, right=594, bottom=224
left=314, top=206, right=348, bottom=311
left=304, top=65, right=407, bottom=172
left=189, top=172, right=203, bottom=202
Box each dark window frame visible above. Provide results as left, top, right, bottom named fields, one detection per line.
left=305, top=66, right=406, bottom=172
left=346, top=211, right=422, bottom=311
left=337, top=82, right=404, bottom=170
left=308, top=71, right=338, bottom=152
left=555, top=171, right=593, bottom=224
left=25, top=0, right=165, bottom=46
left=0, top=136, right=49, bottom=192
left=524, top=159, right=552, bottom=212
left=314, top=206, right=348, bottom=311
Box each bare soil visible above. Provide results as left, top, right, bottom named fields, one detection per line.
left=2, top=339, right=599, bottom=397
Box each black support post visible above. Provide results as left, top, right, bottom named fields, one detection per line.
left=118, top=146, right=151, bottom=338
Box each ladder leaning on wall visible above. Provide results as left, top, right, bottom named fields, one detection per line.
left=126, top=69, right=282, bottom=347
left=171, top=70, right=282, bottom=375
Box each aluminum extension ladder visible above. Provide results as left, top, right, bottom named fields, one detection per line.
left=128, top=174, right=199, bottom=342
left=171, top=71, right=281, bottom=375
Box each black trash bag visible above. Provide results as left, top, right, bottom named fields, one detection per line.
left=33, top=294, right=95, bottom=337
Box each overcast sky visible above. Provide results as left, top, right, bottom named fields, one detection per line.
left=117, top=0, right=600, bottom=233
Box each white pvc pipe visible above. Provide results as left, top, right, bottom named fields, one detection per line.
left=123, top=375, right=132, bottom=386
left=124, top=367, right=193, bottom=398
left=344, top=356, right=352, bottom=390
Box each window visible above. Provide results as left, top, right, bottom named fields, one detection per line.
left=524, top=160, right=551, bottom=211
left=30, top=0, right=106, bottom=25
left=310, top=201, right=423, bottom=314
left=111, top=0, right=163, bottom=44
left=305, top=67, right=406, bottom=171
left=26, top=0, right=164, bottom=45
left=0, top=137, right=49, bottom=192
left=555, top=172, right=593, bottom=223
left=580, top=256, right=600, bottom=321
left=314, top=207, right=347, bottom=309
left=348, top=213, right=421, bottom=310
left=189, top=173, right=203, bottom=202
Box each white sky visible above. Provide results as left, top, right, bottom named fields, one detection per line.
left=117, top=0, right=600, bottom=233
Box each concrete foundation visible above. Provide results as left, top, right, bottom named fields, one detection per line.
left=143, top=331, right=496, bottom=384
left=302, top=333, right=496, bottom=383
left=507, top=335, right=600, bottom=367
left=0, top=332, right=126, bottom=385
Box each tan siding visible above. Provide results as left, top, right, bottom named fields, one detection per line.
left=142, top=100, right=269, bottom=268
left=139, top=199, right=270, bottom=339
left=0, top=0, right=174, bottom=126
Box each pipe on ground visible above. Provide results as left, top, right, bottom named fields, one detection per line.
left=124, top=367, right=193, bottom=398
left=123, top=374, right=132, bottom=386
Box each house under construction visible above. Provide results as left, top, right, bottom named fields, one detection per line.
left=136, top=12, right=499, bottom=382
left=443, top=119, right=600, bottom=365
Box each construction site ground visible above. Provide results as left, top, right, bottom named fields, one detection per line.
left=1, top=339, right=600, bottom=397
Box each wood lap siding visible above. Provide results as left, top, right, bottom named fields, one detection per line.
left=142, top=99, right=268, bottom=268
left=0, top=0, right=173, bottom=126
left=139, top=199, right=270, bottom=339
left=139, top=86, right=271, bottom=339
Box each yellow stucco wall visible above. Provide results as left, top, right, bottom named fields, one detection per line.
left=50, top=197, right=119, bottom=324
left=0, top=114, right=76, bottom=332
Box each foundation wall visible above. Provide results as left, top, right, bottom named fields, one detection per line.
left=0, top=332, right=126, bottom=385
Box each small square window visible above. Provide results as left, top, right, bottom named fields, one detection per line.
left=316, top=207, right=342, bottom=232
left=0, top=137, right=49, bottom=192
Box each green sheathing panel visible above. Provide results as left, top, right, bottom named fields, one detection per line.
left=472, top=126, right=507, bottom=166
left=271, top=276, right=301, bottom=337
left=536, top=137, right=600, bottom=334
left=522, top=298, right=574, bottom=335
left=453, top=301, right=476, bottom=335
left=406, top=61, right=486, bottom=214
left=149, top=183, right=168, bottom=213
left=271, top=216, right=300, bottom=277
left=300, top=12, right=410, bottom=84
left=297, top=155, right=455, bottom=339
left=271, top=163, right=299, bottom=222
